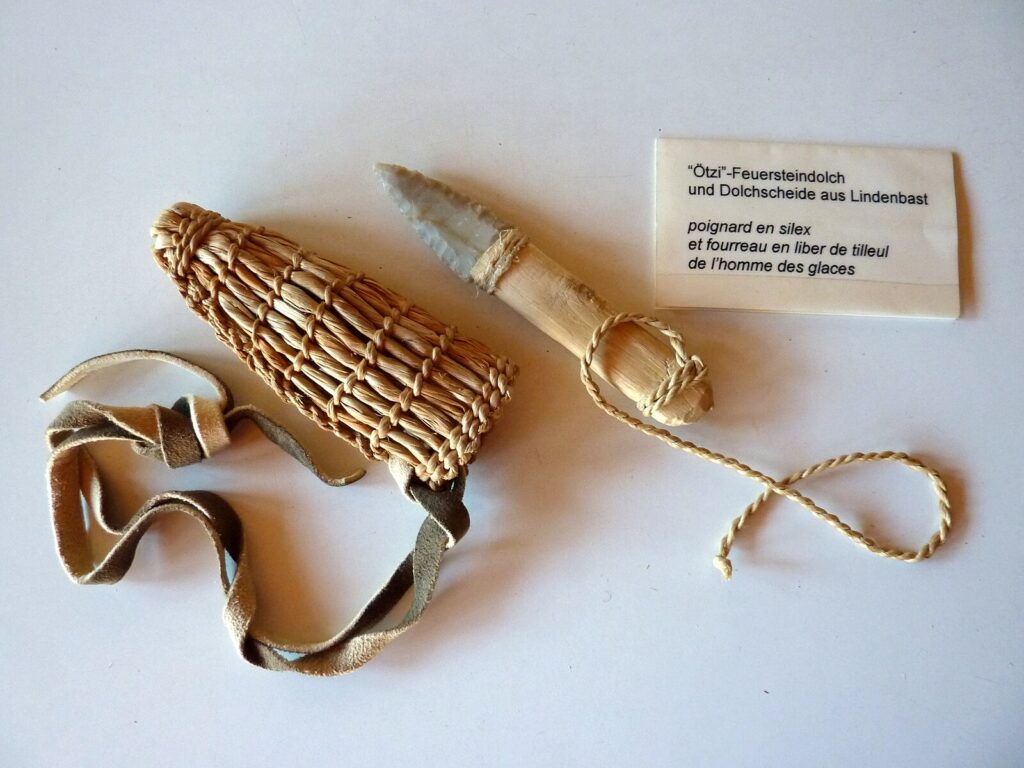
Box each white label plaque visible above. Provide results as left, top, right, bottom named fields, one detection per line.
left=655, top=138, right=960, bottom=318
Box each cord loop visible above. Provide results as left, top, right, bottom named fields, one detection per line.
left=582, top=314, right=951, bottom=580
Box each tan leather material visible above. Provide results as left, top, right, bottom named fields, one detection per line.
left=41, top=350, right=470, bottom=675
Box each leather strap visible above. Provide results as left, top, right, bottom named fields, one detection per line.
left=41, top=350, right=470, bottom=675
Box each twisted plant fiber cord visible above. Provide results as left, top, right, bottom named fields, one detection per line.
left=42, top=350, right=470, bottom=675
left=582, top=314, right=951, bottom=580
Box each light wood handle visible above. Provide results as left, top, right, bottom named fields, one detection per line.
left=491, top=242, right=712, bottom=425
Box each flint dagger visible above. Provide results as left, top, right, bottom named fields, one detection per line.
left=377, top=164, right=713, bottom=426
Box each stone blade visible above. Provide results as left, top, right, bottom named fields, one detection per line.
left=376, top=163, right=512, bottom=282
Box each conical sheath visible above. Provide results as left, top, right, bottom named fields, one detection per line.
left=151, top=202, right=515, bottom=486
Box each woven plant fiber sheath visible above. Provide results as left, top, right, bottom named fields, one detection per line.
left=151, top=202, right=516, bottom=487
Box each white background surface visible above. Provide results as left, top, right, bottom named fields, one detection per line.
left=2, top=2, right=1022, bottom=766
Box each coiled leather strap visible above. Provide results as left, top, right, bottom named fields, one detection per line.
left=42, top=350, right=469, bottom=675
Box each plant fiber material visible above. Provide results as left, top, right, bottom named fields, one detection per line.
left=152, top=202, right=515, bottom=487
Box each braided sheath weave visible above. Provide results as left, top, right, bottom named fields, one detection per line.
left=152, top=202, right=515, bottom=487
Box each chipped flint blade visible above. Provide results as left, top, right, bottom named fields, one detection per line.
left=375, top=163, right=513, bottom=283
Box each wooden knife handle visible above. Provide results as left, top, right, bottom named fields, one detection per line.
left=491, top=242, right=713, bottom=426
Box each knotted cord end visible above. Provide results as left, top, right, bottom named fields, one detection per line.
left=713, top=555, right=734, bottom=581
